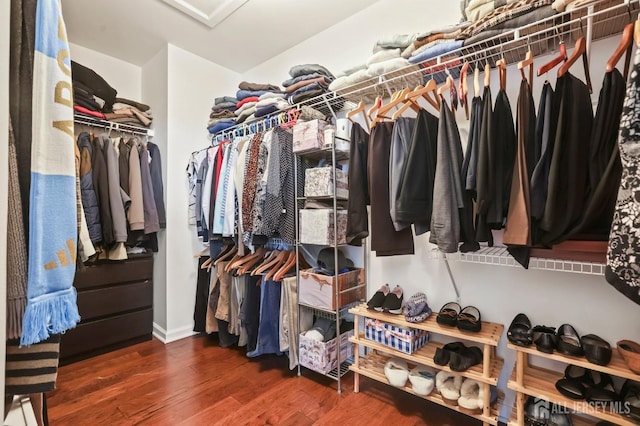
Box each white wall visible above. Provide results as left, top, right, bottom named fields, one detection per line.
left=240, top=1, right=640, bottom=421
left=69, top=42, right=142, bottom=100
left=242, top=0, right=461, bottom=83
left=0, top=0, right=10, bottom=417
left=141, top=47, right=169, bottom=334
left=163, top=44, right=240, bottom=341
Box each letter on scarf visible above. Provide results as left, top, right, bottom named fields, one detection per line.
left=22, top=0, right=81, bottom=346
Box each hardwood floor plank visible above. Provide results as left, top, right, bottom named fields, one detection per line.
left=48, top=337, right=483, bottom=426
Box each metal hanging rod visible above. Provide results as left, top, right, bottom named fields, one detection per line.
left=74, top=113, right=152, bottom=136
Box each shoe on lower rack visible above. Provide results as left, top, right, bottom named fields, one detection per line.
left=382, top=285, right=403, bottom=314
left=367, top=284, right=390, bottom=311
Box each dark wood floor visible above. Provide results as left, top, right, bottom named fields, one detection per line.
left=48, top=336, right=481, bottom=425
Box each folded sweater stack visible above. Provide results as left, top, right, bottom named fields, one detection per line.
left=207, top=96, right=239, bottom=134
left=284, top=64, right=335, bottom=103
left=235, top=81, right=284, bottom=124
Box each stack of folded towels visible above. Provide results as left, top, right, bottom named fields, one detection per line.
left=208, top=95, right=238, bottom=134
left=71, top=60, right=153, bottom=127
left=283, top=64, right=335, bottom=103
left=235, top=81, right=285, bottom=124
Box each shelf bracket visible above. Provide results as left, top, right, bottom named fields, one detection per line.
left=320, top=93, right=337, bottom=120
left=443, top=255, right=461, bottom=304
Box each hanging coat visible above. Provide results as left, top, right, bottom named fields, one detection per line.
left=77, top=132, right=102, bottom=243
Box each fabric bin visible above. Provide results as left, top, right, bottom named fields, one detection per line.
left=304, top=167, right=348, bottom=199
left=299, top=268, right=364, bottom=310
left=293, top=119, right=328, bottom=153
left=299, top=209, right=347, bottom=245
left=299, top=329, right=354, bottom=374
left=364, top=318, right=429, bottom=354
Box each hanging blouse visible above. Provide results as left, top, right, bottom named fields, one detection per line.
left=607, top=48, right=640, bottom=305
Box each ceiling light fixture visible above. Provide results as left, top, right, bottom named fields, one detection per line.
left=161, top=0, right=250, bottom=29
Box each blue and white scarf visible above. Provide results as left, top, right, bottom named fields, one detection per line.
left=22, top=0, right=80, bottom=346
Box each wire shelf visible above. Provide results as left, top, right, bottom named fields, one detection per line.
left=74, top=113, right=152, bottom=136
left=299, top=301, right=362, bottom=319
left=326, top=360, right=353, bottom=380
left=430, top=247, right=605, bottom=275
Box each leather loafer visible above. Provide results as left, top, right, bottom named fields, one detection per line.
left=582, top=334, right=612, bottom=366
left=532, top=325, right=557, bottom=354
left=508, top=313, right=533, bottom=347
left=556, top=324, right=584, bottom=357
left=437, top=302, right=461, bottom=327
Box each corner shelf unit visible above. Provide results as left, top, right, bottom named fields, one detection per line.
left=348, top=304, right=504, bottom=426
left=508, top=342, right=640, bottom=425
left=294, top=138, right=366, bottom=393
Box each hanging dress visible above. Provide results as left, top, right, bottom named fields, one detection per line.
left=346, top=123, right=370, bottom=246
left=475, top=86, right=494, bottom=244
left=460, top=95, right=482, bottom=252
left=606, top=48, right=640, bottom=305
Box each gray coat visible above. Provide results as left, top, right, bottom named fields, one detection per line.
left=77, top=132, right=102, bottom=243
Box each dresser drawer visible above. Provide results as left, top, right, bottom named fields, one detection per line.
left=76, top=281, right=152, bottom=321
left=61, top=308, right=153, bottom=360
left=74, top=254, right=153, bottom=290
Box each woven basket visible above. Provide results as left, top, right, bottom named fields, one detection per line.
left=617, top=340, right=640, bottom=374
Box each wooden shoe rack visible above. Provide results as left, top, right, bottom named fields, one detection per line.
left=508, top=342, right=640, bottom=425
left=348, top=304, right=504, bottom=426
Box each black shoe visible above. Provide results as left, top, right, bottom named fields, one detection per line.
left=457, top=306, right=482, bottom=333
left=382, top=285, right=403, bottom=314
left=556, top=324, right=583, bottom=357
left=532, top=325, right=557, bottom=354
left=436, top=302, right=461, bottom=327
left=434, top=342, right=466, bottom=366
left=508, top=313, right=533, bottom=347
left=581, top=334, right=612, bottom=366
left=367, top=284, right=389, bottom=311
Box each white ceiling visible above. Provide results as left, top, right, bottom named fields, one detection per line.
left=61, top=0, right=381, bottom=73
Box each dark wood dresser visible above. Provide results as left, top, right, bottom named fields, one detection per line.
left=60, top=252, right=154, bottom=365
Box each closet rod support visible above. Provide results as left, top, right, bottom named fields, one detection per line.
left=443, top=256, right=461, bottom=305
left=586, top=5, right=595, bottom=67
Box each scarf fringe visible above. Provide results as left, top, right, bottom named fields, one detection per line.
left=20, top=292, right=81, bottom=346
left=7, top=296, right=27, bottom=341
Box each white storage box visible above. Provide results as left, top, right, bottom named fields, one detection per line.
left=299, top=329, right=354, bottom=374
left=299, top=268, right=364, bottom=310
left=304, top=167, right=348, bottom=199
left=293, top=119, right=328, bottom=153
left=299, top=209, right=347, bottom=245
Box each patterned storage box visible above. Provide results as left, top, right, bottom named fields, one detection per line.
left=364, top=318, right=429, bottom=354
left=304, top=167, right=348, bottom=199
left=299, top=329, right=354, bottom=374
left=299, top=209, right=347, bottom=245
left=293, top=119, right=328, bottom=153
left=299, top=268, right=364, bottom=310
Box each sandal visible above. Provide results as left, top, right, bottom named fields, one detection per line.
left=457, top=306, right=482, bottom=333
left=507, top=313, right=533, bottom=347
left=581, top=334, right=612, bottom=366
left=556, top=324, right=584, bottom=357
left=436, top=302, right=461, bottom=327
left=532, top=325, right=557, bottom=354
left=434, top=342, right=466, bottom=366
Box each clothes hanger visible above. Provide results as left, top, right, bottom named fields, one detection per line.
left=437, top=75, right=454, bottom=105
left=538, top=41, right=567, bottom=77
left=367, top=95, right=383, bottom=129
left=214, top=245, right=237, bottom=265
left=459, top=61, right=470, bottom=120
left=518, top=48, right=534, bottom=90
left=607, top=22, right=634, bottom=77
left=346, top=101, right=370, bottom=127
left=496, top=58, right=507, bottom=91
left=230, top=247, right=267, bottom=274
left=375, top=88, right=416, bottom=121
left=406, top=78, right=440, bottom=111
left=252, top=249, right=286, bottom=275
left=225, top=248, right=246, bottom=272
left=264, top=250, right=293, bottom=282
left=557, top=35, right=592, bottom=93
left=238, top=249, right=268, bottom=275
left=200, top=256, right=213, bottom=272
left=484, top=61, right=491, bottom=88
left=635, top=16, right=640, bottom=47
left=273, top=251, right=298, bottom=282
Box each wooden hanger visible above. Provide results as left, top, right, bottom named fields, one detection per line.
left=232, top=247, right=267, bottom=274
left=225, top=248, right=247, bottom=272
left=474, top=64, right=481, bottom=97
left=538, top=41, right=566, bottom=76
left=484, top=62, right=491, bottom=88
left=558, top=36, right=592, bottom=93
left=346, top=101, right=370, bottom=127
left=367, top=96, right=383, bottom=123
left=376, top=88, right=418, bottom=120
left=273, top=251, right=298, bottom=282
left=252, top=250, right=286, bottom=275
left=496, top=58, right=507, bottom=91
left=214, top=245, right=237, bottom=265
left=635, top=19, right=640, bottom=47
left=200, top=256, right=213, bottom=272
left=408, top=79, right=440, bottom=110
left=437, top=76, right=454, bottom=104
left=607, top=22, right=634, bottom=78
left=194, top=247, right=209, bottom=258
left=518, top=49, right=534, bottom=90
left=265, top=251, right=293, bottom=282
left=459, top=62, right=470, bottom=120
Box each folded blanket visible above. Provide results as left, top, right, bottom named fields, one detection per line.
left=71, top=60, right=117, bottom=109
left=289, top=88, right=325, bottom=104
left=283, top=72, right=333, bottom=87
left=408, top=40, right=464, bottom=64
left=112, top=107, right=152, bottom=127
left=237, top=96, right=259, bottom=108
left=285, top=77, right=329, bottom=94
left=465, top=0, right=521, bottom=22
left=457, top=0, right=552, bottom=39
left=211, top=101, right=237, bottom=113
left=207, top=116, right=238, bottom=127
left=368, top=57, right=411, bottom=76
left=299, top=105, right=327, bottom=121
left=236, top=89, right=280, bottom=100
left=415, top=22, right=471, bottom=40
left=74, top=105, right=105, bottom=119
left=286, top=82, right=327, bottom=99
left=208, top=120, right=236, bottom=134
left=328, top=69, right=375, bottom=91
left=289, top=64, right=334, bottom=79
left=214, top=95, right=238, bottom=105
left=366, top=48, right=401, bottom=67
left=238, top=81, right=281, bottom=92
left=74, top=95, right=102, bottom=112
left=254, top=104, right=280, bottom=118
left=113, top=103, right=153, bottom=119
left=411, top=39, right=455, bottom=58
left=254, top=97, right=283, bottom=108
left=373, top=34, right=418, bottom=51
left=109, top=117, right=148, bottom=127
left=336, top=64, right=367, bottom=78
left=114, top=97, right=150, bottom=112
left=209, top=110, right=237, bottom=119
left=235, top=102, right=258, bottom=116
left=259, top=91, right=286, bottom=100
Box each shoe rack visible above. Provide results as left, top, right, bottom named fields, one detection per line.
left=508, top=342, right=640, bottom=425
left=348, top=304, right=504, bottom=426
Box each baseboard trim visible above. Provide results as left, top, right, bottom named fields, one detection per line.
left=152, top=323, right=196, bottom=344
